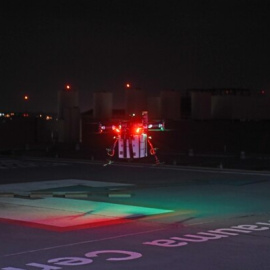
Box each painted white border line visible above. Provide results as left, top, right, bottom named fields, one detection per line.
left=152, top=166, right=270, bottom=176
left=0, top=179, right=133, bottom=193
left=2, top=227, right=166, bottom=257
left=18, top=156, right=270, bottom=176
left=2, top=218, right=217, bottom=258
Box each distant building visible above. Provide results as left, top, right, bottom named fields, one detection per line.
left=57, top=85, right=80, bottom=143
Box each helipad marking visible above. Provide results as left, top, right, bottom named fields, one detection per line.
left=0, top=197, right=173, bottom=231
left=110, top=162, right=270, bottom=177
left=3, top=227, right=166, bottom=257
left=0, top=179, right=133, bottom=194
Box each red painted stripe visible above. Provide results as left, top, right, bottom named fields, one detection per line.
left=0, top=217, right=132, bottom=232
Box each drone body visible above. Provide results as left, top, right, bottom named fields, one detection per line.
left=99, top=111, right=164, bottom=164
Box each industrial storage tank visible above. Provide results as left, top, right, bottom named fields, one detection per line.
left=212, top=94, right=270, bottom=120
left=230, top=96, right=251, bottom=120
left=249, top=94, right=270, bottom=120
left=93, top=91, right=113, bottom=120
left=57, top=85, right=80, bottom=143
left=125, top=88, right=147, bottom=116
left=147, top=96, right=161, bottom=120
left=57, top=85, right=79, bottom=119
left=211, top=95, right=233, bottom=119
left=191, top=91, right=212, bottom=120
left=160, top=90, right=181, bottom=120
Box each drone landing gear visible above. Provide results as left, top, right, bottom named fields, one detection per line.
left=103, top=159, right=114, bottom=166
left=103, top=138, right=118, bottom=166
left=148, top=139, right=162, bottom=165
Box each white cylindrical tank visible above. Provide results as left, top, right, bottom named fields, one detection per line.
left=160, top=90, right=181, bottom=120
left=147, top=96, right=161, bottom=119
left=93, top=91, right=113, bottom=120
left=57, top=85, right=79, bottom=119
left=125, top=88, right=147, bottom=116
left=231, top=96, right=250, bottom=120
left=191, top=92, right=211, bottom=120
left=211, top=96, right=233, bottom=119
left=57, top=85, right=80, bottom=143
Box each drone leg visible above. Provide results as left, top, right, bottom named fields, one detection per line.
left=104, top=138, right=118, bottom=166
left=103, top=159, right=114, bottom=166
left=147, top=139, right=161, bottom=165
left=106, top=138, right=118, bottom=157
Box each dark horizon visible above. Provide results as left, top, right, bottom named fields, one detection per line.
left=1, top=0, right=270, bottom=113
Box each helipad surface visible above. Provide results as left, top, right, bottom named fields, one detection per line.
left=0, top=179, right=173, bottom=231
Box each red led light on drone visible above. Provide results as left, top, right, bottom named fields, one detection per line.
left=136, top=127, right=142, bottom=133
left=132, top=124, right=144, bottom=135
left=112, top=125, right=121, bottom=133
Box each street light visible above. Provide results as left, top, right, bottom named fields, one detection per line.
left=23, top=95, right=29, bottom=117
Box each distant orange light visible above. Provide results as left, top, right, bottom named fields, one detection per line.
left=66, top=85, right=70, bottom=90
left=24, top=95, right=29, bottom=100
left=126, top=83, right=130, bottom=88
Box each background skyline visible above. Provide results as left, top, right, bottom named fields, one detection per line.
left=1, top=0, right=270, bottom=113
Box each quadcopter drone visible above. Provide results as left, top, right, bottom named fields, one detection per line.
left=99, top=111, right=165, bottom=165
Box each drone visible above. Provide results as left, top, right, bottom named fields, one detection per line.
left=99, top=111, right=165, bottom=165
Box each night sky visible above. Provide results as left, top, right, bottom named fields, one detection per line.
left=1, top=0, right=270, bottom=113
